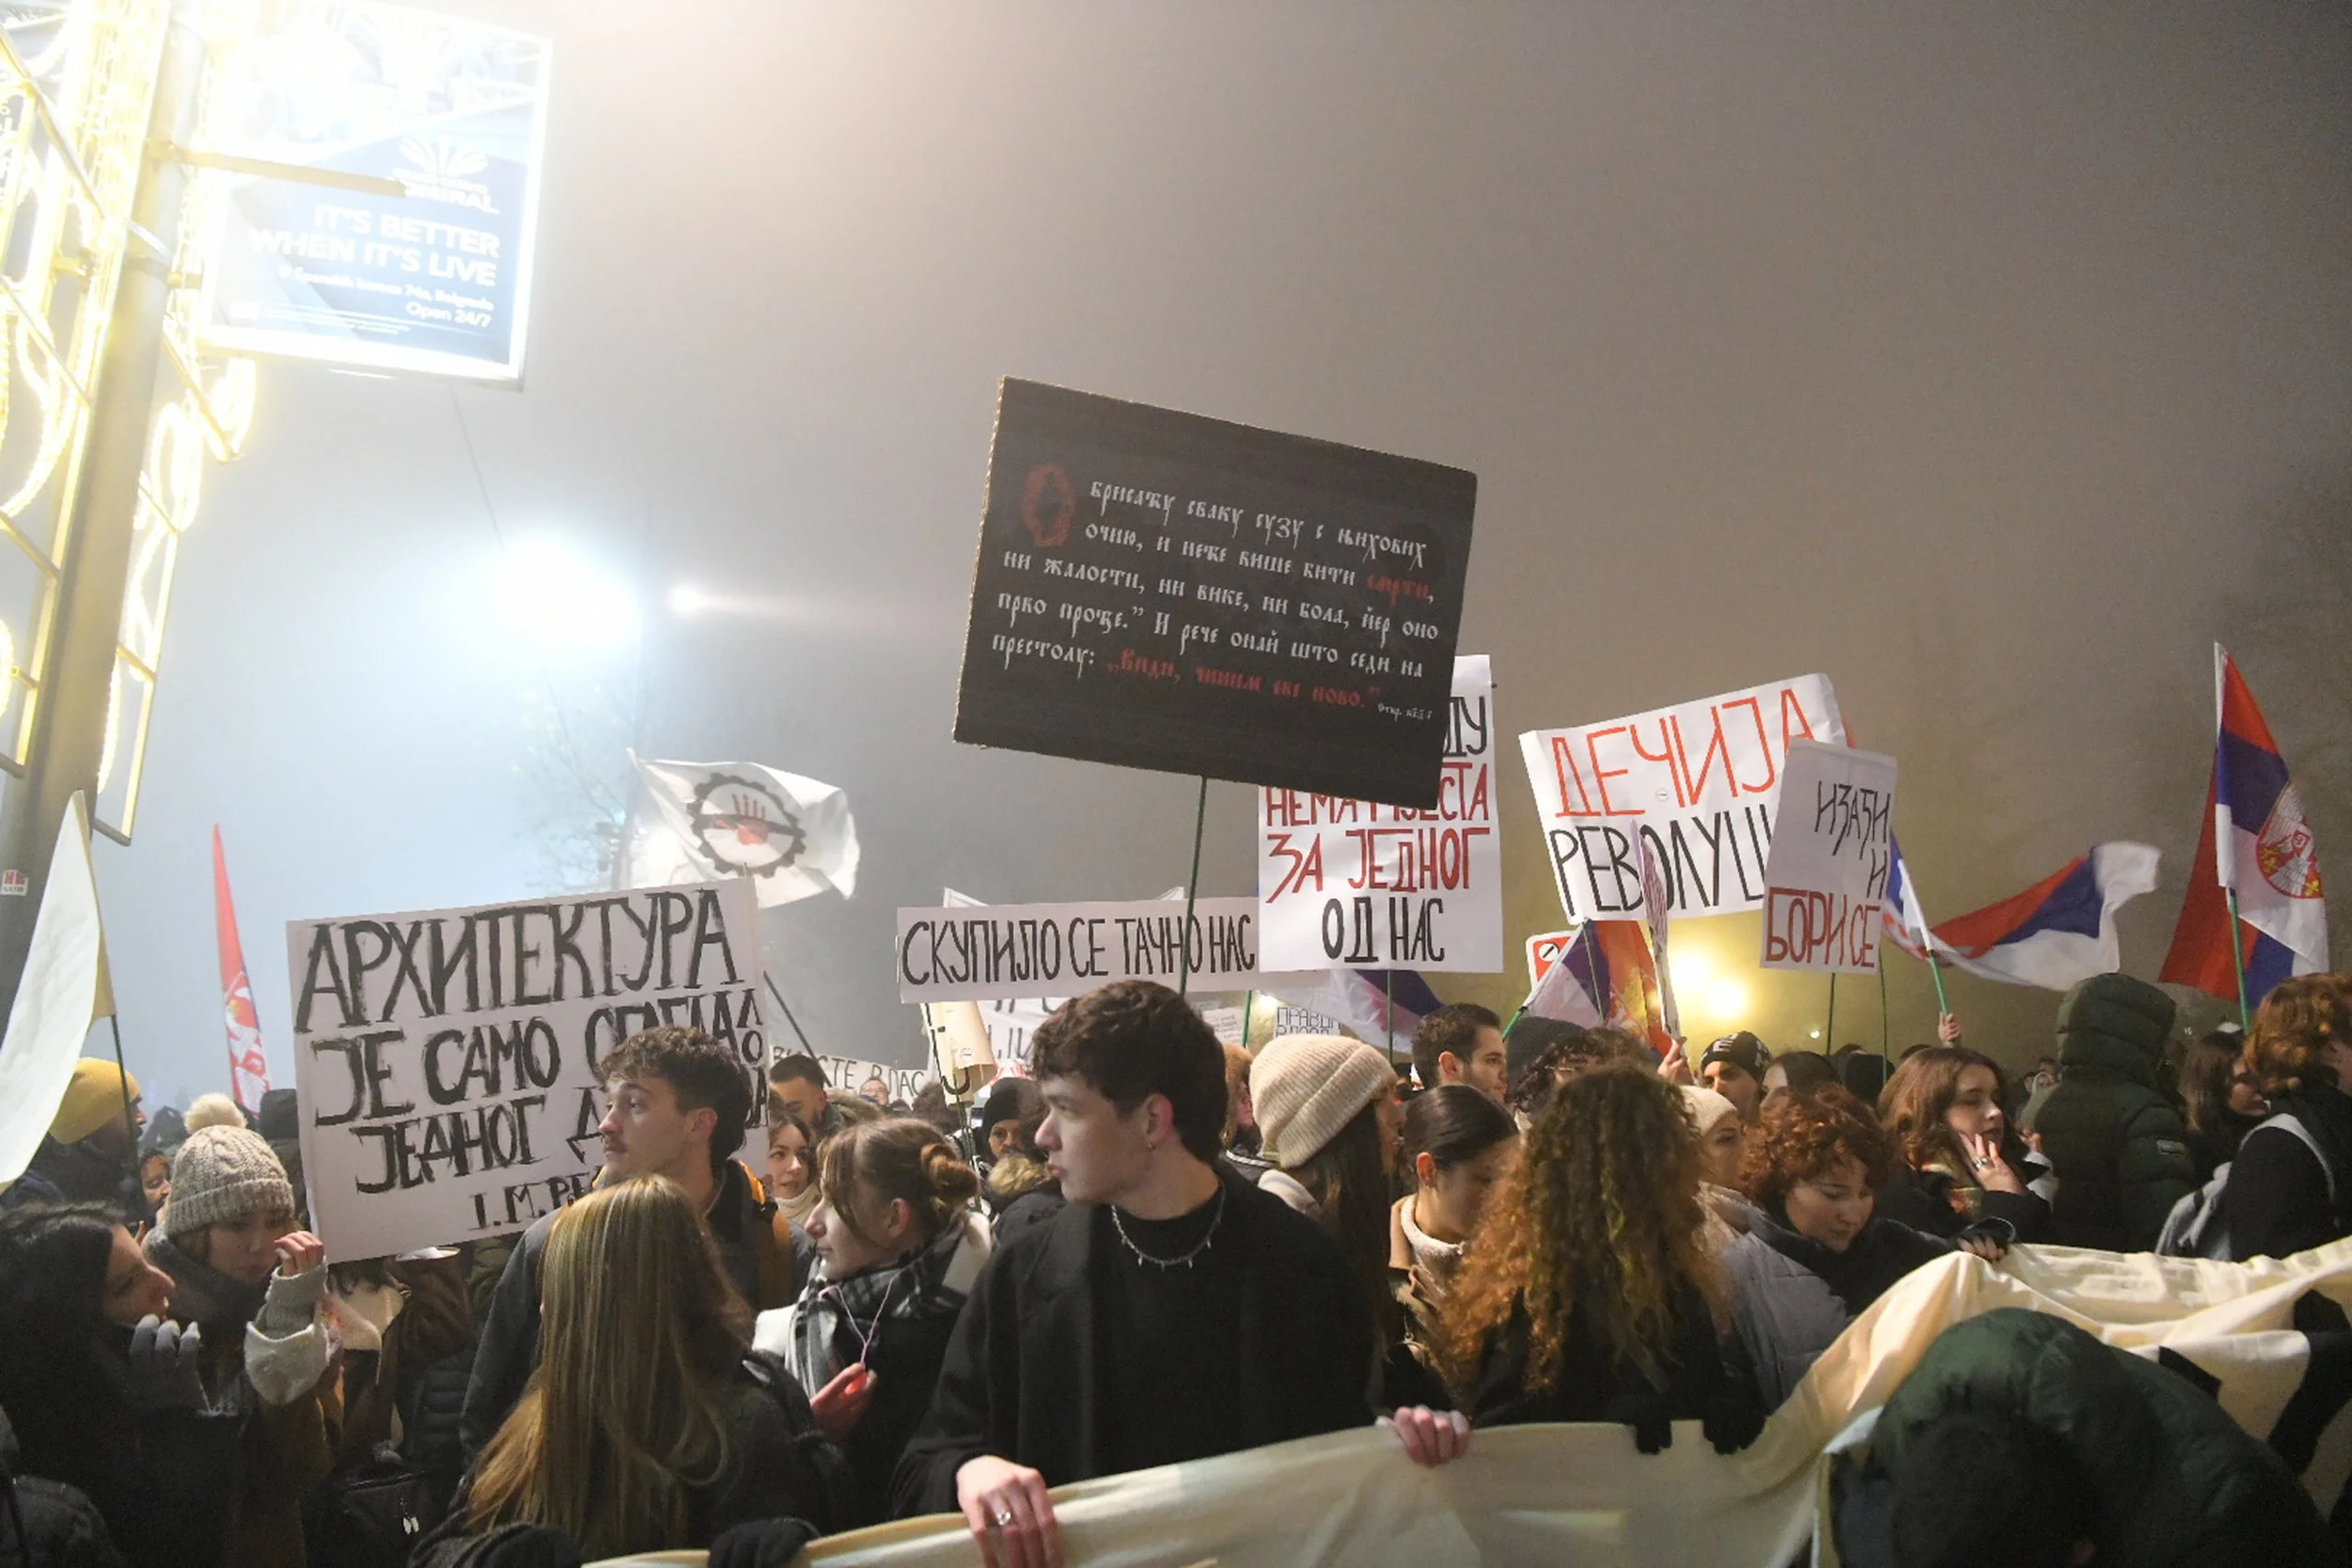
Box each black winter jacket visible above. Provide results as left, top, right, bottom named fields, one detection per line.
left=1463, top=1281, right=1758, bottom=1452
left=889, top=1165, right=1373, bottom=1516
left=2036, top=974, right=2197, bottom=1251
left=2217, top=1082, right=2352, bottom=1263
left=1, top=1403, right=128, bottom=1568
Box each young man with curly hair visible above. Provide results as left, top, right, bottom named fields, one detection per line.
left=895, top=980, right=1465, bottom=1568
left=462, top=1024, right=806, bottom=1454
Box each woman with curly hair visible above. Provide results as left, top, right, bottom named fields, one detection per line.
left=1873, top=1045, right=2052, bottom=1242
left=2218, top=974, right=2352, bottom=1277
left=1441, top=1066, right=1760, bottom=1453
left=1725, top=1087, right=2004, bottom=1410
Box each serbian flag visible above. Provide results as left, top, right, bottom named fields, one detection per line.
left=1882, top=840, right=2161, bottom=991
left=212, top=828, right=272, bottom=1111
left=2162, top=648, right=2328, bottom=1006
left=1306, top=967, right=1443, bottom=1049
left=1524, top=923, right=1673, bottom=1057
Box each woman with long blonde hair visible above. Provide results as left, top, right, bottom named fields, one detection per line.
left=1441, top=1066, right=1760, bottom=1453
left=416, top=1177, right=842, bottom=1568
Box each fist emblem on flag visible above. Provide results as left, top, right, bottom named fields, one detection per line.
left=2258, top=784, right=2323, bottom=899
left=689, top=773, right=808, bottom=880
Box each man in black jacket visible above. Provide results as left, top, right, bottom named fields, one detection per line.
left=458, top=1025, right=806, bottom=1455
left=893, top=982, right=1466, bottom=1568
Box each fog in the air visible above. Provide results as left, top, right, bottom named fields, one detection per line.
left=92, top=3, right=2352, bottom=1100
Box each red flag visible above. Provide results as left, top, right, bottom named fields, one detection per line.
left=213, top=828, right=272, bottom=1110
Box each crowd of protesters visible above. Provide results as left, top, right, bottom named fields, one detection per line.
left=4, top=969, right=2351, bottom=1566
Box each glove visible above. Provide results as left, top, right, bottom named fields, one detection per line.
left=707, top=1517, right=819, bottom=1568
left=475, top=1524, right=582, bottom=1568
left=125, top=1315, right=205, bottom=1411
left=1702, top=1382, right=1766, bottom=1455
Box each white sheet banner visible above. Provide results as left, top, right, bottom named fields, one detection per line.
left=1518, top=672, right=1846, bottom=922
left=1259, top=655, right=1502, bottom=972
left=1759, top=739, right=1896, bottom=975
left=289, top=880, right=766, bottom=1261
left=895, top=898, right=1261, bottom=1002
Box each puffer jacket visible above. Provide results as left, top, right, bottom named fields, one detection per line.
left=1832, top=1309, right=2339, bottom=1567
left=1723, top=1209, right=1951, bottom=1410
left=2034, top=973, right=2198, bottom=1251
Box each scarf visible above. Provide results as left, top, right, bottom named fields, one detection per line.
left=142, top=1230, right=266, bottom=1337
left=773, top=1209, right=991, bottom=1394
left=779, top=1182, right=822, bottom=1228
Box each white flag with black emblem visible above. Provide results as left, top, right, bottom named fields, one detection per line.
left=628, top=753, right=860, bottom=906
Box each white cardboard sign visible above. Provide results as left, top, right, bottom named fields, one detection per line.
left=289, top=880, right=766, bottom=1260
left=1758, top=739, right=1897, bottom=974
left=1258, top=655, right=1501, bottom=972
left=1517, top=673, right=1846, bottom=921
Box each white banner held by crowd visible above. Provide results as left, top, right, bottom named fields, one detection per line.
left=289, top=880, right=766, bottom=1261
left=1758, top=739, right=1896, bottom=974
left=629, top=754, right=860, bottom=906
left=1517, top=672, right=1846, bottom=922
left=895, top=898, right=1261, bottom=1002
left=1259, top=655, right=1502, bottom=973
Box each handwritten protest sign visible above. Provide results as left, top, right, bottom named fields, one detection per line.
left=817, top=1057, right=931, bottom=1106
left=1516, top=674, right=1846, bottom=921
left=289, top=880, right=765, bottom=1261
left=1258, top=655, right=1501, bottom=972
left=955, top=379, right=1477, bottom=807
left=895, top=897, right=1261, bottom=1002
left=1758, top=739, right=1896, bottom=974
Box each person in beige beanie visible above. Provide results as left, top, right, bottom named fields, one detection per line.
left=1248, top=1035, right=1444, bottom=1410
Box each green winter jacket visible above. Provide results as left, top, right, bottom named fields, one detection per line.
left=1851, top=1309, right=2337, bottom=1567
left=2034, top=973, right=2198, bottom=1252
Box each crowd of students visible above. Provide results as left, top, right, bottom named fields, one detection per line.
left=5, top=969, right=2352, bottom=1566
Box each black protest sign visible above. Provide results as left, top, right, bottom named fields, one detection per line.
left=288, top=880, right=766, bottom=1260
left=955, top=379, right=1477, bottom=809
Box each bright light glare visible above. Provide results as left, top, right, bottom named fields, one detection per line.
left=1705, top=979, right=1749, bottom=1021
left=1670, top=948, right=1717, bottom=993
left=668, top=583, right=710, bottom=616
left=493, top=536, right=639, bottom=650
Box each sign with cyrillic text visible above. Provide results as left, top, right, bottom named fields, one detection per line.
left=954, top=379, right=1477, bottom=807
left=895, top=897, right=1261, bottom=1002
left=1758, top=739, right=1896, bottom=975
left=1517, top=673, right=1846, bottom=922
left=289, top=880, right=765, bottom=1261
left=1259, top=655, right=1500, bottom=971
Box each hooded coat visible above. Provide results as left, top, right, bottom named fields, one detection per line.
left=1833, top=1309, right=2339, bottom=1567
left=2034, top=974, right=2199, bottom=1252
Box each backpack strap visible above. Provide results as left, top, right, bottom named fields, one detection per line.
left=2247, top=1111, right=2341, bottom=1211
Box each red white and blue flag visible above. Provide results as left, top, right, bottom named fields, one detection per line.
left=1883, top=840, right=2161, bottom=992
left=1522, top=922, right=1673, bottom=1057
left=2161, top=647, right=2328, bottom=1006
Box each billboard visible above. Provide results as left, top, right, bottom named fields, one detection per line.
left=199, top=0, right=551, bottom=382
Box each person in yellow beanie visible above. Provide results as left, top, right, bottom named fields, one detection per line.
left=1, top=1057, right=145, bottom=1220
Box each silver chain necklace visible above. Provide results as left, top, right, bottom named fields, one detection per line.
left=1111, top=1183, right=1227, bottom=1270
